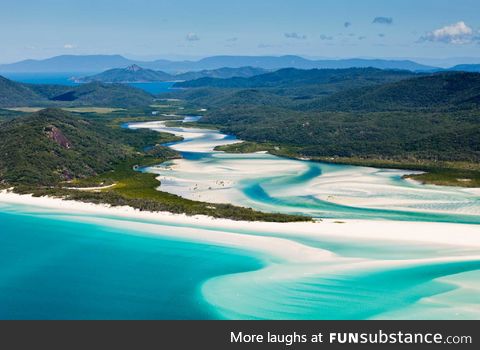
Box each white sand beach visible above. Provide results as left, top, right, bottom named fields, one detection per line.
left=2, top=190, right=479, bottom=251
left=2, top=118, right=479, bottom=320
left=129, top=121, right=480, bottom=219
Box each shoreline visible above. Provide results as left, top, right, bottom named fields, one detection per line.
left=129, top=120, right=480, bottom=223
left=3, top=189, right=480, bottom=320
left=213, top=141, right=480, bottom=188
left=2, top=190, right=480, bottom=250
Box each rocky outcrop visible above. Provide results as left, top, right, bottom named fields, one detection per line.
left=44, top=126, right=72, bottom=149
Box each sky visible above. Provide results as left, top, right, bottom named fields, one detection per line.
left=0, top=0, right=479, bottom=64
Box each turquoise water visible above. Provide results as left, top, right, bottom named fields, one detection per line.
left=1, top=116, right=479, bottom=320
left=0, top=206, right=263, bottom=320
left=1, top=202, right=479, bottom=320
left=2, top=73, right=176, bottom=94
left=137, top=120, right=480, bottom=224
left=129, top=118, right=480, bottom=319
left=241, top=167, right=480, bottom=224
left=203, top=258, right=480, bottom=320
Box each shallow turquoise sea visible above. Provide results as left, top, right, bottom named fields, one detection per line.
left=0, top=206, right=263, bottom=320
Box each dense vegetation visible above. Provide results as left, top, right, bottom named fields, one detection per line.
left=299, top=72, right=480, bottom=112
left=175, top=67, right=418, bottom=89
left=0, top=75, right=40, bottom=106
left=0, top=108, right=308, bottom=222
left=176, top=66, right=268, bottom=80
left=205, top=108, right=479, bottom=162
left=0, top=108, right=176, bottom=185
left=48, top=156, right=307, bottom=222
left=0, top=75, right=154, bottom=108
left=172, top=69, right=480, bottom=186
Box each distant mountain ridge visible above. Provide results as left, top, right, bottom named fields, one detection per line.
left=300, top=71, right=480, bottom=112
left=448, top=64, right=480, bottom=73
left=0, top=54, right=440, bottom=73
left=175, top=67, right=419, bottom=89
left=176, top=66, right=269, bottom=80
left=76, top=65, right=268, bottom=83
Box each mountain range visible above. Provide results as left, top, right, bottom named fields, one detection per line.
left=0, top=54, right=441, bottom=73
left=174, top=67, right=419, bottom=89
left=449, top=64, right=480, bottom=73
left=76, top=65, right=268, bottom=83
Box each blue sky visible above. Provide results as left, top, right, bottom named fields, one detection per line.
left=1, top=0, right=479, bottom=64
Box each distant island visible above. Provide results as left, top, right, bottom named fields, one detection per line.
left=74, top=65, right=269, bottom=83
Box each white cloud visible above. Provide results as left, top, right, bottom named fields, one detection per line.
left=421, top=21, right=476, bottom=44
left=63, top=44, right=75, bottom=49
left=284, top=32, right=307, bottom=40
left=185, top=33, right=200, bottom=41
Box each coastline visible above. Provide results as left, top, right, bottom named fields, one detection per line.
left=129, top=120, right=480, bottom=223
left=2, top=190, right=480, bottom=250
left=2, top=190, right=480, bottom=319
left=213, top=141, right=480, bottom=188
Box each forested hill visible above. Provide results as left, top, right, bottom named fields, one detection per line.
left=0, top=108, right=130, bottom=185
left=0, top=108, right=307, bottom=222
left=0, top=75, right=40, bottom=107
left=175, top=66, right=268, bottom=80
left=77, top=65, right=172, bottom=83
left=0, top=75, right=154, bottom=108
left=174, top=67, right=419, bottom=89
left=0, top=108, right=175, bottom=186
left=182, top=70, right=480, bottom=165
left=300, top=71, right=480, bottom=112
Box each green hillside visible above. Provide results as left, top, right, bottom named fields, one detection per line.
left=77, top=64, right=173, bottom=83
left=175, top=66, right=268, bottom=80
left=300, top=72, right=480, bottom=112
left=0, top=108, right=306, bottom=222
left=0, top=108, right=150, bottom=185
left=47, top=82, right=155, bottom=108
left=177, top=71, right=480, bottom=162
left=172, top=68, right=420, bottom=108
left=171, top=70, right=480, bottom=186
left=0, top=75, right=43, bottom=106
left=175, top=67, right=418, bottom=89
left=0, top=75, right=154, bottom=108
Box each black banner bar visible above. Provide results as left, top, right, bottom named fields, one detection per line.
left=0, top=321, right=477, bottom=350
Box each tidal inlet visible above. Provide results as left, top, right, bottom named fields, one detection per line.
left=1, top=114, right=478, bottom=320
